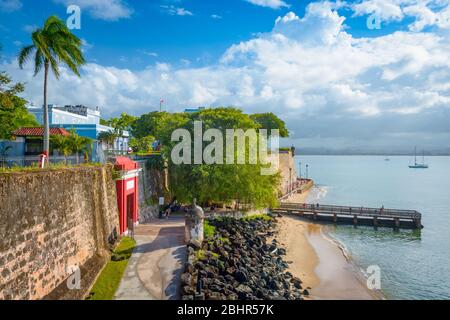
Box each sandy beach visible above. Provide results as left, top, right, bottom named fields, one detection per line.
left=278, top=190, right=381, bottom=300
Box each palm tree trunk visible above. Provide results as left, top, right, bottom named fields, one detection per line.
left=43, top=61, right=50, bottom=163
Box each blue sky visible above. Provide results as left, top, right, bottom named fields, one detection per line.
left=1, top=0, right=312, bottom=69
left=1, top=0, right=450, bottom=152
left=0, top=0, right=415, bottom=69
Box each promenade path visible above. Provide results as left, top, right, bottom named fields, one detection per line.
left=114, top=216, right=186, bottom=300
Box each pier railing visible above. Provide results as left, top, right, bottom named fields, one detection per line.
left=273, top=202, right=423, bottom=229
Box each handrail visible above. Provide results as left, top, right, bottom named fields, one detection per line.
left=278, top=203, right=421, bottom=219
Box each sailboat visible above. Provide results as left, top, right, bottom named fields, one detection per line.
left=409, top=147, right=428, bottom=169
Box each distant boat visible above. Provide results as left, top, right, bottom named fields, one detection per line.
left=384, top=156, right=391, bottom=161
left=409, top=147, right=429, bottom=169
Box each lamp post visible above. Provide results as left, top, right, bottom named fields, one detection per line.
left=306, top=164, right=309, bottom=180
left=289, top=168, right=292, bottom=194
left=299, top=162, right=302, bottom=181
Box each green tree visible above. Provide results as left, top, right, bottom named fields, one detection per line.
left=250, top=113, right=289, bottom=138
left=50, top=134, right=72, bottom=163
left=51, top=129, right=92, bottom=164
left=104, top=112, right=137, bottom=137
left=67, top=129, right=92, bottom=163
left=17, top=15, right=86, bottom=158
left=129, top=135, right=155, bottom=153
left=97, top=131, right=117, bottom=150
left=132, top=111, right=177, bottom=139
left=159, top=107, right=281, bottom=209
left=0, top=71, right=39, bottom=139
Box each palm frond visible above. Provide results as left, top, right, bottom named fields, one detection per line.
left=48, top=53, right=60, bottom=79
left=17, top=45, right=35, bottom=68
left=17, top=15, right=86, bottom=79
left=33, top=50, right=44, bottom=76
left=31, top=31, right=51, bottom=60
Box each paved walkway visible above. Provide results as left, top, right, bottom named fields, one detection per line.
left=114, top=216, right=186, bottom=300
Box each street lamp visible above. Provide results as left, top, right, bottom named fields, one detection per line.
left=299, top=162, right=302, bottom=181
left=306, top=164, right=309, bottom=180
left=289, top=168, right=292, bottom=194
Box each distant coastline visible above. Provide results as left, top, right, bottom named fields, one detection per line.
left=293, top=150, right=450, bottom=156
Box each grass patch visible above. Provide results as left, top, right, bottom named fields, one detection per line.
left=0, top=162, right=103, bottom=174
left=241, top=213, right=272, bottom=222
left=217, top=236, right=231, bottom=245
left=86, top=237, right=136, bottom=300
left=204, top=220, right=216, bottom=239
left=195, top=249, right=219, bottom=261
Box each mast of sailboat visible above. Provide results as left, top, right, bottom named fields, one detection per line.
left=414, top=146, right=417, bottom=165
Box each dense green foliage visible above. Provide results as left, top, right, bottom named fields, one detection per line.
left=250, top=112, right=290, bottom=138
left=103, top=112, right=137, bottom=137
left=133, top=107, right=287, bottom=208
left=0, top=72, right=39, bottom=139
left=50, top=128, right=93, bottom=162
left=129, top=135, right=155, bottom=153
left=86, top=237, right=136, bottom=300
left=97, top=131, right=117, bottom=149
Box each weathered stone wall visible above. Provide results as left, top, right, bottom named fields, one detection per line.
left=0, top=165, right=119, bottom=300
left=136, top=159, right=168, bottom=222
left=269, top=150, right=298, bottom=196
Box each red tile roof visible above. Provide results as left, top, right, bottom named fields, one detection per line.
left=12, top=127, right=71, bottom=137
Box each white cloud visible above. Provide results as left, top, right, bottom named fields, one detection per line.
left=352, top=0, right=405, bottom=21
left=244, top=0, right=290, bottom=9
left=138, top=50, right=158, bottom=57
left=211, top=14, right=223, bottom=19
left=0, top=0, right=22, bottom=12
left=53, top=0, right=133, bottom=21
left=351, top=0, right=450, bottom=31
left=161, top=5, right=193, bottom=16
left=5, top=3, right=450, bottom=149
left=22, top=24, right=38, bottom=33
left=403, top=4, right=438, bottom=31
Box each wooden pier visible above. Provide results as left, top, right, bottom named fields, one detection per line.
left=272, top=203, right=423, bottom=229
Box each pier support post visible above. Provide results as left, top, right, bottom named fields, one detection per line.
left=394, top=218, right=400, bottom=229
left=414, top=218, right=422, bottom=229
left=353, top=215, right=358, bottom=226
left=333, top=213, right=337, bottom=224
left=313, top=212, right=317, bottom=221
left=373, top=216, right=378, bottom=228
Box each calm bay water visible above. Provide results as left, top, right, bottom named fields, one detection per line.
left=294, top=155, right=450, bottom=300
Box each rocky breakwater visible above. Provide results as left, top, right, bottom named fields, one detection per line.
left=180, top=215, right=308, bottom=300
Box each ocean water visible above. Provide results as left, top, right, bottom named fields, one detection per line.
left=294, top=155, right=450, bottom=300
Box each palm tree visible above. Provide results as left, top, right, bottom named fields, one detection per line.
left=50, top=135, right=71, bottom=164
left=17, top=16, right=85, bottom=162
left=67, top=130, right=92, bottom=164
left=97, top=131, right=117, bottom=151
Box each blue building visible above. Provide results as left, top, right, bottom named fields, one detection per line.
left=28, top=104, right=130, bottom=161
left=184, top=107, right=205, bottom=113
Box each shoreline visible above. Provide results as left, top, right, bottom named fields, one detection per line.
left=278, top=190, right=383, bottom=300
